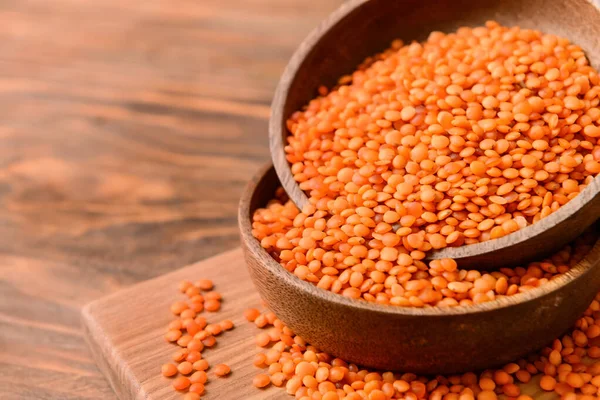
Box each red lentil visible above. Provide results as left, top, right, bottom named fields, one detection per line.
left=177, top=361, right=193, bottom=375
left=161, top=280, right=234, bottom=398
left=244, top=308, right=261, bottom=322
left=254, top=187, right=596, bottom=308
left=202, top=335, right=216, bottom=348
left=171, top=298, right=191, bottom=311
left=204, top=299, right=221, bottom=312
left=249, top=278, right=600, bottom=399
left=161, top=363, right=178, bottom=377
left=188, top=383, right=205, bottom=395
left=193, top=359, right=209, bottom=372
left=253, top=373, right=271, bottom=388
left=190, top=370, right=207, bottom=384
left=220, top=319, right=234, bottom=330
left=195, top=279, right=213, bottom=291
left=214, top=364, right=231, bottom=377
left=184, top=392, right=200, bottom=400
left=165, top=330, right=182, bottom=342
left=173, top=349, right=189, bottom=363
left=172, top=376, right=191, bottom=391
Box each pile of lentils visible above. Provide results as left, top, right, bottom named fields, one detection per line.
left=158, top=233, right=599, bottom=399
left=161, top=279, right=233, bottom=400
left=252, top=21, right=600, bottom=307
left=246, top=243, right=600, bottom=400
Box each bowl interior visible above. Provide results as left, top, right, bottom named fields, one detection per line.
left=270, top=0, right=600, bottom=268
left=278, top=0, right=600, bottom=123
left=240, top=164, right=600, bottom=317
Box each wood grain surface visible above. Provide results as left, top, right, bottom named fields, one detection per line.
left=0, top=0, right=343, bottom=398
left=82, top=248, right=558, bottom=400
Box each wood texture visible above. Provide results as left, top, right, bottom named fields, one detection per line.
left=0, top=0, right=345, bottom=398
left=269, top=0, right=600, bottom=269
left=85, top=246, right=562, bottom=400
left=239, top=164, right=600, bottom=374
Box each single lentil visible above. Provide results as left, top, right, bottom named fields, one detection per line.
left=195, top=279, right=214, bottom=291
left=172, top=376, right=191, bottom=391
left=188, top=383, right=205, bottom=395
left=184, top=393, right=200, bottom=400
left=245, top=308, right=261, bottom=322
left=161, top=363, right=178, bottom=378
left=214, top=364, right=231, bottom=377
left=177, top=361, right=193, bottom=375
left=253, top=373, right=272, bottom=388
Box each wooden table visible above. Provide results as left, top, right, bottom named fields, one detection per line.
left=0, top=0, right=343, bottom=398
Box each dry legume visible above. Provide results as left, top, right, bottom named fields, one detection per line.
left=161, top=363, right=178, bottom=377
left=253, top=187, right=594, bottom=308
left=172, top=376, right=191, bottom=391
left=183, top=392, right=200, bottom=400
left=248, top=257, right=600, bottom=399
left=214, top=364, right=231, bottom=377
left=160, top=279, right=233, bottom=398
left=253, top=373, right=271, bottom=388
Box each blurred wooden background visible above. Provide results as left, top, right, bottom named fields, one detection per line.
left=0, top=0, right=343, bottom=398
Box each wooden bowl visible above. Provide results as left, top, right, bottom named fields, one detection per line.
left=269, top=0, right=600, bottom=270
left=239, top=164, right=600, bottom=374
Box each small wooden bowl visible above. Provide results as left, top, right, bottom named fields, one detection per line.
left=239, top=164, right=600, bottom=374
left=269, top=0, right=600, bottom=270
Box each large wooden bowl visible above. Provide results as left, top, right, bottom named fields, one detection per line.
left=239, top=164, right=600, bottom=374
left=269, top=0, right=600, bottom=270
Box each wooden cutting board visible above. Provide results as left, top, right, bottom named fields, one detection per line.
left=82, top=248, right=557, bottom=400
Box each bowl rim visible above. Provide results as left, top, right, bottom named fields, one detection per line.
left=239, top=162, right=600, bottom=317
left=267, top=0, right=600, bottom=265
left=268, top=0, right=370, bottom=212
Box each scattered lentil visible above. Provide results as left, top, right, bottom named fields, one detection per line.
left=161, top=279, right=234, bottom=398
left=183, top=393, right=200, bottom=400
left=248, top=261, right=600, bottom=399
left=177, top=361, right=193, bottom=375
left=253, top=373, right=271, bottom=388
left=172, top=376, right=191, bottom=391
left=245, top=308, right=261, bottom=322
left=195, top=279, right=214, bottom=291
left=204, top=299, right=221, bottom=312
left=161, top=363, right=178, bottom=378
left=188, top=383, right=205, bottom=395
left=193, top=359, right=209, bottom=372
left=214, top=364, right=231, bottom=377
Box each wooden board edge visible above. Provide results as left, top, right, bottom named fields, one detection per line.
left=81, top=303, right=138, bottom=400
